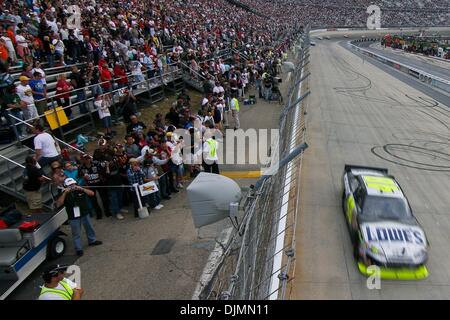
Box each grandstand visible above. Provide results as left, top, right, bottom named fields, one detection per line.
left=0, top=0, right=299, bottom=207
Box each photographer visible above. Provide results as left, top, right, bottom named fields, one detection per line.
left=56, top=178, right=102, bottom=257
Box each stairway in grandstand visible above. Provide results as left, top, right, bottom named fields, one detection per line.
left=0, top=144, right=54, bottom=211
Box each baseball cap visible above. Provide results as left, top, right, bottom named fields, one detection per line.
left=64, top=178, right=77, bottom=187
left=19, top=76, right=30, bottom=81
left=42, top=264, right=69, bottom=278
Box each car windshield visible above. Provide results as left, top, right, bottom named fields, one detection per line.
left=362, top=196, right=412, bottom=220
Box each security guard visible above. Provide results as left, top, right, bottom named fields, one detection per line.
left=38, top=264, right=84, bottom=300
left=230, top=95, right=240, bottom=130
left=202, top=126, right=220, bottom=174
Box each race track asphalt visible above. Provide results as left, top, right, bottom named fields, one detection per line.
left=291, top=34, right=450, bottom=299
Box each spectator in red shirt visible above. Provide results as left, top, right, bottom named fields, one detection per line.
left=98, top=57, right=107, bottom=69
left=55, top=74, right=74, bottom=118
left=0, top=39, right=8, bottom=64
left=113, top=62, right=128, bottom=88
left=100, top=64, right=113, bottom=93
left=6, top=26, right=16, bottom=47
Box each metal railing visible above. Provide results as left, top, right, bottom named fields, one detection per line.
left=179, top=61, right=207, bottom=81
left=9, top=62, right=87, bottom=80
left=196, top=29, right=311, bottom=300
left=349, top=39, right=450, bottom=93
left=5, top=64, right=185, bottom=144
left=0, top=153, right=51, bottom=182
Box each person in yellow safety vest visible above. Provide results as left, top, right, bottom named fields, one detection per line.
left=202, top=127, right=220, bottom=174
left=38, top=264, right=83, bottom=300
left=230, top=95, right=240, bottom=130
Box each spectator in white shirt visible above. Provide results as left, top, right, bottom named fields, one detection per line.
left=15, top=29, right=32, bottom=65
left=46, top=17, right=59, bottom=34
left=16, top=76, right=39, bottom=121
left=32, top=61, right=47, bottom=86
left=94, top=94, right=113, bottom=137
left=213, top=82, right=224, bottom=96
left=59, top=24, right=69, bottom=41
left=131, top=60, right=145, bottom=88
left=32, top=124, right=61, bottom=167
left=52, top=34, right=65, bottom=65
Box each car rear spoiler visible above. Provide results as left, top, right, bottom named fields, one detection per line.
left=344, top=164, right=388, bottom=175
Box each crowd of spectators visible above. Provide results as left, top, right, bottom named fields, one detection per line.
left=0, top=0, right=297, bottom=228
left=33, top=40, right=287, bottom=221
left=0, top=0, right=448, bottom=80
left=0, top=0, right=299, bottom=70
left=0, top=0, right=299, bottom=130
left=237, top=0, right=450, bottom=28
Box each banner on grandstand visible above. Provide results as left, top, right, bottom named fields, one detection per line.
left=44, top=106, right=69, bottom=130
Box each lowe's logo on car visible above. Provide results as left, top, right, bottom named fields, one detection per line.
left=362, top=223, right=425, bottom=245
